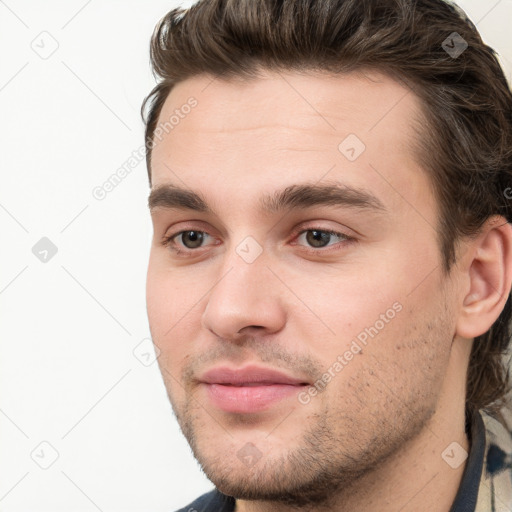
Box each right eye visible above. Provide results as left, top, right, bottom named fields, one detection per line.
left=162, top=229, right=217, bottom=254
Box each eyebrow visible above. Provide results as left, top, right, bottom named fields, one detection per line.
left=148, top=182, right=386, bottom=215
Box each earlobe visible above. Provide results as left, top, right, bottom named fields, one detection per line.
left=456, top=217, right=512, bottom=339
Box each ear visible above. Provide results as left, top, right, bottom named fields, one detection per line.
left=456, top=216, right=512, bottom=339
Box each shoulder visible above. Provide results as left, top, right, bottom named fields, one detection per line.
left=476, top=407, right=512, bottom=511
left=173, top=488, right=236, bottom=512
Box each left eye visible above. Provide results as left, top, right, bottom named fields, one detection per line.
left=296, top=229, right=349, bottom=248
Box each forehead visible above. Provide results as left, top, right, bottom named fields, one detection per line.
left=149, top=69, right=434, bottom=222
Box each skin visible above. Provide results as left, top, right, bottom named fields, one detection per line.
left=146, top=70, right=512, bottom=511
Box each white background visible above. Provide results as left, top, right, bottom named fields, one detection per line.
left=0, top=1, right=511, bottom=511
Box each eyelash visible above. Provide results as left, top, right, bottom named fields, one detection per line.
left=161, top=226, right=356, bottom=256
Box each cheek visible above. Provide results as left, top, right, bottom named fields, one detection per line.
left=146, top=252, right=200, bottom=328
left=146, top=268, right=174, bottom=337
left=291, top=252, right=441, bottom=377
left=293, top=267, right=404, bottom=337
left=147, top=264, right=187, bottom=356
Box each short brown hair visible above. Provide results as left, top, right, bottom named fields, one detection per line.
left=141, top=0, right=512, bottom=414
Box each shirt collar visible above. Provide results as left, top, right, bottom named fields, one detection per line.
left=450, top=408, right=486, bottom=511
left=474, top=407, right=512, bottom=511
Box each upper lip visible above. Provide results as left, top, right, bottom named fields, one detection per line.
left=199, top=365, right=309, bottom=386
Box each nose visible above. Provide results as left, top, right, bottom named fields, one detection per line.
left=201, top=251, right=286, bottom=341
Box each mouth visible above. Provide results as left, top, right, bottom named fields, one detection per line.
left=198, top=365, right=310, bottom=413
left=217, top=382, right=301, bottom=386
left=202, top=382, right=308, bottom=413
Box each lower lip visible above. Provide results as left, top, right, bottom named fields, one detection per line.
left=203, top=383, right=306, bottom=413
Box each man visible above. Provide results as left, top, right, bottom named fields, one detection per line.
left=142, top=0, right=512, bottom=510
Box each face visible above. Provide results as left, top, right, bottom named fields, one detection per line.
left=146, top=70, right=460, bottom=506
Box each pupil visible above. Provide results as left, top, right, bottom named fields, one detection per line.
left=307, top=230, right=330, bottom=248
left=183, top=231, right=203, bottom=248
